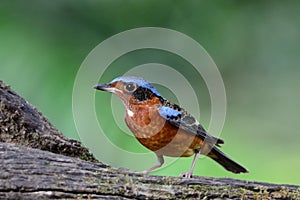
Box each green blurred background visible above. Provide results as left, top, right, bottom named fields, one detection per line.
left=1, top=1, right=300, bottom=185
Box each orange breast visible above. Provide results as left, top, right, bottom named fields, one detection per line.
left=125, top=98, right=203, bottom=157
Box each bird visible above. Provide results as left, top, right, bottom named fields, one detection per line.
left=94, top=76, right=248, bottom=178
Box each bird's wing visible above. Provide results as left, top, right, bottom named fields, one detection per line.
left=158, top=105, right=224, bottom=146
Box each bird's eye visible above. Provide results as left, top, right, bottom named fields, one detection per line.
left=125, top=83, right=136, bottom=92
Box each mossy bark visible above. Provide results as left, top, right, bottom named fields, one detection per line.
left=0, top=80, right=299, bottom=199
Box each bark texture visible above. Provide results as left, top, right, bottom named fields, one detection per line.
left=0, top=80, right=96, bottom=162
left=0, top=80, right=299, bottom=199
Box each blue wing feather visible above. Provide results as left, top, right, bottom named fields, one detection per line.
left=158, top=106, right=182, bottom=119
left=158, top=105, right=224, bottom=146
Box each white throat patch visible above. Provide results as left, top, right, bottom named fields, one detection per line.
left=127, top=109, right=134, bottom=117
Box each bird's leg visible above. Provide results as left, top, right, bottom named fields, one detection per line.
left=143, top=154, right=164, bottom=174
left=180, top=150, right=201, bottom=178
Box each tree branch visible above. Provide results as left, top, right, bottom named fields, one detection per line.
left=0, top=80, right=96, bottom=162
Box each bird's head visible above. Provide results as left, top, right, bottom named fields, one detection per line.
left=94, top=76, right=164, bottom=106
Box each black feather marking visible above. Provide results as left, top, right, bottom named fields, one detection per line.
left=132, top=87, right=153, bottom=101
left=132, top=86, right=165, bottom=102
left=159, top=100, right=224, bottom=146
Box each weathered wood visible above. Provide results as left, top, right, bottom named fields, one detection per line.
left=0, top=80, right=96, bottom=162
left=0, top=80, right=299, bottom=199
left=1, top=143, right=299, bottom=199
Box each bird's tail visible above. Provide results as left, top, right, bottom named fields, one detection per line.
left=208, top=147, right=249, bottom=174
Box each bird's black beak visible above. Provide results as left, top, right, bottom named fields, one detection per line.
left=93, top=83, right=110, bottom=91
left=93, top=83, right=122, bottom=94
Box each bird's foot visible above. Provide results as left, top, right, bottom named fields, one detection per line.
left=180, top=171, right=193, bottom=178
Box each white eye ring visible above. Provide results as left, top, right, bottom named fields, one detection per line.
left=125, top=83, right=136, bottom=92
